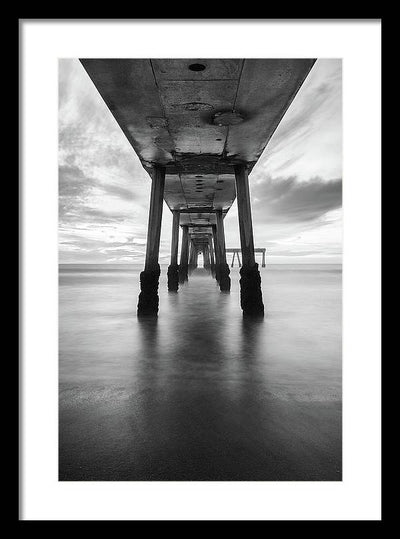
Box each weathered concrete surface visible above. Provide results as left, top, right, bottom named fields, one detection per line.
left=239, top=263, right=264, bottom=317
left=137, top=166, right=165, bottom=315
left=137, top=266, right=161, bottom=316
left=178, top=225, right=189, bottom=284
left=234, top=163, right=264, bottom=315
left=167, top=210, right=180, bottom=291
left=80, top=59, right=315, bottom=233
left=215, top=209, right=231, bottom=291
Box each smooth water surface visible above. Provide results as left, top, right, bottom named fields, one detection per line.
left=59, top=264, right=342, bottom=481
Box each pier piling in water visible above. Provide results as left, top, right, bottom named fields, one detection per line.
left=208, top=234, right=216, bottom=277
left=215, top=210, right=231, bottom=292
left=167, top=210, right=180, bottom=292
left=234, top=164, right=264, bottom=316
left=178, top=225, right=189, bottom=284
left=137, top=165, right=165, bottom=316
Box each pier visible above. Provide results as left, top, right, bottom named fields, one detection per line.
left=226, top=248, right=266, bottom=268
left=59, top=57, right=343, bottom=483
left=80, top=59, right=315, bottom=316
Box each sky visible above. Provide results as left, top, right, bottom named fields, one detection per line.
left=59, top=59, right=342, bottom=265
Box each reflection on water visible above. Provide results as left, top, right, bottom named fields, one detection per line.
left=59, top=264, right=342, bottom=481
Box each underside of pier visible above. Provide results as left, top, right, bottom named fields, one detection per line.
left=80, top=59, right=316, bottom=315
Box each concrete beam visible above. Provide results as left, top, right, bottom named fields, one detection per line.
left=212, top=225, right=219, bottom=282
left=137, top=165, right=165, bottom=315
left=234, top=164, right=264, bottom=316
left=167, top=210, right=180, bottom=291
left=208, top=235, right=216, bottom=277
left=179, top=225, right=189, bottom=283
left=215, top=210, right=230, bottom=291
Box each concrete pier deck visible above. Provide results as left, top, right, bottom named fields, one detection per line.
left=80, top=59, right=315, bottom=231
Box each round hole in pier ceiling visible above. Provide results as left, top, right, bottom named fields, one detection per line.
left=188, top=63, right=206, bottom=72
left=212, top=111, right=244, bottom=126
left=195, top=175, right=203, bottom=178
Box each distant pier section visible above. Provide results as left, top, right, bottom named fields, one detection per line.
left=226, top=248, right=266, bottom=268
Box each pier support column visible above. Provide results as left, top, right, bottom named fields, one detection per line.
left=178, top=225, right=189, bottom=283
left=137, top=165, right=165, bottom=316
left=208, top=235, right=215, bottom=276
left=193, top=243, right=199, bottom=270
left=188, top=240, right=195, bottom=274
left=234, top=164, right=264, bottom=316
left=215, top=210, right=231, bottom=291
left=203, top=244, right=211, bottom=272
left=262, top=249, right=266, bottom=268
left=167, top=210, right=180, bottom=292
left=212, top=225, right=220, bottom=282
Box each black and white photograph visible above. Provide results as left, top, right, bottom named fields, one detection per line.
left=20, top=19, right=381, bottom=521
left=59, top=58, right=342, bottom=481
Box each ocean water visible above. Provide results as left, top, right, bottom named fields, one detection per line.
left=59, top=263, right=342, bottom=481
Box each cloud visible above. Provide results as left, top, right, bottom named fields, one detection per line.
left=251, top=176, right=342, bottom=224
left=59, top=164, right=136, bottom=203
left=58, top=58, right=342, bottom=264
left=266, top=61, right=341, bottom=155
left=59, top=164, right=140, bottom=226
left=253, top=59, right=342, bottom=182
